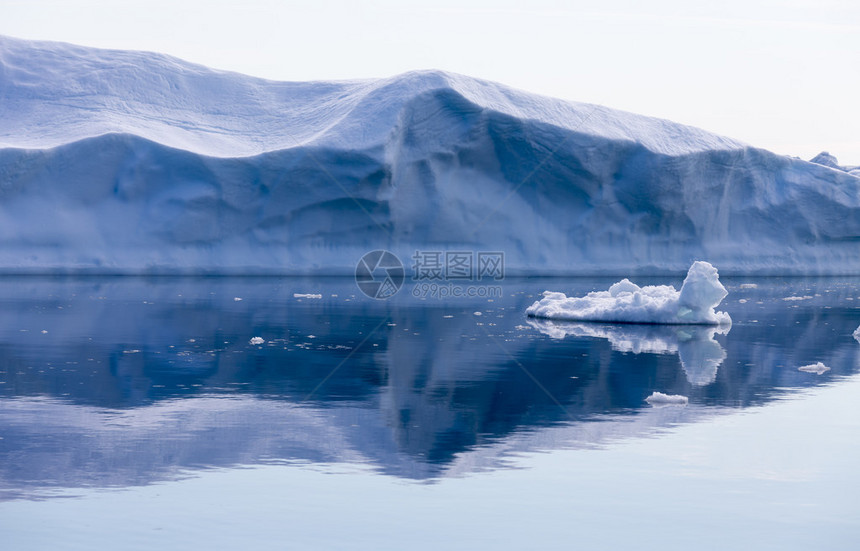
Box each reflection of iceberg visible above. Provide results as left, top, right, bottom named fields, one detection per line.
left=528, top=318, right=728, bottom=386
left=526, top=261, right=731, bottom=325
left=0, top=276, right=857, bottom=498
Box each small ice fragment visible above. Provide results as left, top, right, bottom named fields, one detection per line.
left=798, top=362, right=830, bottom=375
left=234, top=297, right=242, bottom=301
left=249, top=337, right=264, bottom=345
left=294, top=293, right=322, bottom=299
left=739, top=283, right=758, bottom=289
left=853, top=325, right=860, bottom=343
left=41, top=330, right=48, bottom=334
left=473, top=311, right=482, bottom=316
left=782, top=296, right=813, bottom=301
left=645, top=392, right=688, bottom=406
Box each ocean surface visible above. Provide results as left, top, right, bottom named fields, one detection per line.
left=1, top=275, right=858, bottom=550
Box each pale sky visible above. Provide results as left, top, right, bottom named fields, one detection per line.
left=2, top=0, right=858, bottom=164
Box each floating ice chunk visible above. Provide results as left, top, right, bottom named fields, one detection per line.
left=739, top=283, right=758, bottom=289
left=798, top=362, right=830, bottom=375
left=526, top=261, right=731, bottom=325
left=294, top=293, right=322, bottom=299
left=645, top=392, right=688, bottom=406
left=249, top=337, right=264, bottom=345
left=233, top=297, right=242, bottom=301
left=854, top=325, right=860, bottom=343
left=782, top=296, right=813, bottom=301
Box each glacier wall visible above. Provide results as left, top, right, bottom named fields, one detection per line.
left=1, top=36, right=858, bottom=275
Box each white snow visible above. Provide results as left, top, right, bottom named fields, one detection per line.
left=854, top=325, right=860, bottom=343
left=1, top=35, right=859, bottom=275
left=526, top=262, right=731, bottom=325
left=798, top=362, right=830, bottom=375
left=249, top=337, right=264, bottom=345
left=645, top=392, right=689, bottom=406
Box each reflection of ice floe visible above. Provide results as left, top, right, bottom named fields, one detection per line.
left=528, top=318, right=728, bottom=386
left=645, top=392, right=689, bottom=406
left=526, top=261, right=731, bottom=325
left=798, top=362, right=830, bottom=375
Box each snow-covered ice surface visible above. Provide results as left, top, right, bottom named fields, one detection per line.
left=645, top=392, right=689, bottom=406
left=854, top=325, right=860, bottom=343
left=1, top=36, right=859, bottom=275
left=798, top=362, right=831, bottom=375
left=526, top=261, right=731, bottom=325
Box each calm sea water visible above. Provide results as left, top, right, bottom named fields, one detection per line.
left=1, top=275, right=859, bottom=550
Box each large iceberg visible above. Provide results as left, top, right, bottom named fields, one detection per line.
left=1, top=36, right=859, bottom=275
left=526, top=261, right=731, bottom=325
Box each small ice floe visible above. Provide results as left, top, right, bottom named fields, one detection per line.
left=473, top=311, right=482, bottom=316
left=526, top=261, right=731, bottom=325
left=853, top=325, right=860, bottom=343
left=233, top=297, right=243, bottom=301
left=294, top=293, right=322, bottom=299
left=249, top=337, right=265, bottom=345
left=782, top=296, right=813, bottom=301
left=645, top=392, right=688, bottom=406
left=739, top=283, right=758, bottom=289
left=798, top=362, right=830, bottom=375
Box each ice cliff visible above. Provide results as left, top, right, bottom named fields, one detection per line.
left=1, top=35, right=858, bottom=275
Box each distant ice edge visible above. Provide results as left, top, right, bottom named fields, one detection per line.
left=526, top=261, right=732, bottom=325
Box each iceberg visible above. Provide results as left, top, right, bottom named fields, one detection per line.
left=526, top=261, right=731, bottom=325
left=1, top=36, right=859, bottom=275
